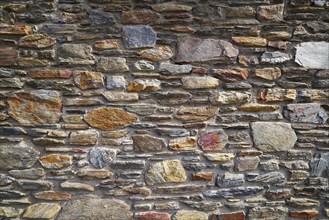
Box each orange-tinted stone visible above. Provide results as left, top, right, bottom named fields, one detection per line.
left=192, top=172, right=214, bottom=181
left=34, top=191, right=72, bottom=201
left=218, top=211, right=245, bottom=220
left=289, top=210, right=319, bottom=219
left=19, top=34, right=56, bottom=48
left=39, top=154, right=73, bottom=169
left=94, top=39, right=119, bottom=50
left=0, top=25, right=32, bottom=35
left=28, top=70, right=72, bottom=79
left=135, top=211, right=170, bottom=220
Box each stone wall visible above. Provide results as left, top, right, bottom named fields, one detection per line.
left=0, top=0, right=328, bottom=219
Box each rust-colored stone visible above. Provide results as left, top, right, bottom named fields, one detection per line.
left=0, top=48, right=18, bottom=66
left=134, top=211, right=170, bottom=220
left=192, top=172, right=214, bottom=181
left=39, top=154, right=73, bottom=169
left=0, top=25, right=32, bottom=35
left=289, top=209, right=319, bottom=219
left=28, top=70, right=73, bottom=79
left=34, top=191, right=72, bottom=201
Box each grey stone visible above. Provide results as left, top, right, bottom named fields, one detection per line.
left=310, top=153, right=329, bottom=176
left=96, top=57, right=129, bottom=73
left=123, top=26, right=156, bottom=49
left=313, top=79, right=329, bottom=88
left=18, top=180, right=53, bottom=191
left=9, top=168, right=45, bottom=180
left=134, top=60, right=155, bottom=71
left=217, top=173, right=244, bottom=187
left=314, top=0, right=326, bottom=6
left=286, top=197, right=320, bottom=207
left=106, top=75, right=126, bottom=90
left=175, top=36, right=239, bottom=63
left=235, top=156, right=260, bottom=171
left=125, top=104, right=157, bottom=116
left=250, top=172, right=286, bottom=185
left=210, top=91, right=251, bottom=105
left=132, top=135, right=166, bottom=153
left=0, top=127, right=26, bottom=135
left=248, top=207, right=288, bottom=220
left=155, top=128, right=190, bottom=137
left=159, top=62, right=192, bottom=75
left=70, top=130, right=99, bottom=145
left=155, top=91, right=192, bottom=105
left=295, top=42, right=329, bottom=69
left=0, top=68, right=14, bottom=77
left=251, top=122, right=297, bottom=152
left=261, top=51, right=291, bottom=63
left=57, top=195, right=133, bottom=220
left=103, top=91, right=138, bottom=102
left=182, top=201, right=223, bottom=211
left=111, top=160, right=146, bottom=169
left=284, top=103, right=328, bottom=124
left=0, top=141, right=40, bottom=170
left=0, top=174, right=15, bottom=186
left=88, top=10, right=115, bottom=25
left=0, top=78, right=24, bottom=88
left=204, top=186, right=264, bottom=198
left=58, top=44, right=95, bottom=65
left=89, top=147, right=117, bottom=169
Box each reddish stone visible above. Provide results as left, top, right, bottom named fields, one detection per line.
left=218, top=211, right=245, bottom=220
left=214, top=68, right=249, bottom=82
left=0, top=25, right=33, bottom=35
left=289, top=210, right=319, bottom=219
left=28, top=70, right=72, bottom=79
left=0, top=48, right=18, bottom=66
left=122, top=10, right=159, bottom=24
left=198, top=130, right=228, bottom=151
left=192, top=172, right=214, bottom=181
left=134, top=211, right=171, bottom=220
left=192, top=66, right=207, bottom=75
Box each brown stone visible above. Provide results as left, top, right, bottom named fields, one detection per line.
left=74, top=71, right=104, bottom=90
left=0, top=25, right=32, bottom=35
left=218, top=211, right=245, bottom=220
left=265, top=189, right=291, bottom=200
left=255, top=67, right=281, bottom=80
left=135, top=211, right=170, bottom=220
left=192, top=172, right=214, bottom=181
left=122, top=10, right=159, bottom=24
left=235, top=156, right=260, bottom=171
left=176, top=36, right=238, bottom=63
left=23, top=203, right=61, bottom=219
left=198, top=130, right=228, bottom=151
left=259, top=89, right=297, bottom=102
left=84, top=107, right=137, bottom=131
left=34, top=191, right=72, bottom=201
left=257, top=4, right=284, bottom=22
left=175, top=106, right=218, bottom=122
left=39, top=154, right=73, bottom=169
left=70, top=130, right=99, bottom=146
left=94, top=39, right=119, bottom=50
left=28, top=70, right=72, bottom=79
left=232, top=37, right=267, bottom=47
left=239, top=104, right=280, bottom=112
left=127, top=79, right=161, bottom=92
left=7, top=90, right=62, bottom=124
left=19, top=34, right=56, bottom=48
left=60, top=181, right=94, bottom=192
left=214, top=68, right=248, bottom=82
left=0, top=48, right=18, bottom=66
left=77, top=169, right=112, bottom=179
left=138, top=46, right=174, bottom=62
left=169, top=137, right=197, bottom=151
left=289, top=209, right=319, bottom=219
left=132, top=135, right=166, bottom=153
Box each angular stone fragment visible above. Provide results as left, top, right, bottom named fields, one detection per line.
left=210, top=91, right=251, bottom=105
left=74, top=71, right=104, bottom=90
left=34, top=191, right=71, bottom=201
left=217, top=173, right=244, bottom=187
left=289, top=209, right=319, bottom=219
left=250, top=172, right=286, bottom=184
left=107, top=75, right=126, bottom=90
left=33, top=137, right=65, bottom=146
left=255, top=67, right=281, bottom=80
left=251, top=122, right=297, bottom=152
left=287, top=197, right=320, bottom=207
left=235, top=156, right=260, bottom=171
left=64, top=98, right=103, bottom=106
left=204, top=153, right=235, bottom=163
left=39, top=154, right=73, bottom=169
left=204, top=186, right=264, bottom=198
left=198, top=130, right=228, bottom=151
left=89, top=147, right=117, bottom=169
left=84, top=107, right=137, bottom=130
left=134, top=60, right=155, bottom=71
left=94, top=39, right=119, bottom=50
left=261, top=51, right=291, bottom=64
left=152, top=3, right=192, bottom=12
left=295, top=42, right=329, bottom=69
left=18, top=180, right=53, bottom=191
left=9, top=168, right=45, bottom=180
left=169, top=137, right=197, bottom=151
left=257, top=4, right=284, bottom=22
left=181, top=76, right=220, bottom=89
left=97, top=57, right=129, bottom=72
left=19, top=34, right=56, bottom=48
left=0, top=48, right=18, bottom=66
left=0, top=25, right=32, bottom=35
left=127, top=79, right=161, bottom=92
left=123, top=26, right=156, bottom=48
left=59, top=44, right=95, bottom=65
left=0, top=174, right=15, bottom=186
left=59, top=195, right=133, bottom=219
left=214, top=68, right=248, bottom=82
left=103, top=91, right=139, bottom=102
left=239, top=104, right=280, bottom=112
left=0, top=78, right=23, bottom=88
left=249, top=207, right=288, bottom=220
left=259, top=88, right=296, bottom=102
left=122, top=10, right=159, bottom=24
left=8, top=90, right=62, bottom=124
left=232, top=37, right=267, bottom=47
left=217, top=211, right=245, bottom=220
left=70, top=130, right=99, bottom=146
left=159, top=62, right=192, bottom=75
left=0, top=207, right=24, bottom=218
left=0, top=141, right=39, bottom=170
left=192, top=172, right=214, bottom=181
left=28, top=70, right=72, bottom=79
left=134, top=211, right=170, bottom=220
left=60, top=182, right=94, bottom=192
left=23, top=203, right=61, bottom=219
left=175, top=37, right=239, bottom=63
left=18, top=58, right=48, bottom=67
left=138, top=46, right=174, bottom=61
left=284, top=103, right=328, bottom=124
left=156, top=91, right=192, bottom=105
left=175, top=106, right=218, bottom=122
left=77, top=169, right=112, bottom=179
left=145, top=160, right=187, bottom=185
left=173, top=210, right=207, bottom=220
left=132, top=135, right=166, bottom=152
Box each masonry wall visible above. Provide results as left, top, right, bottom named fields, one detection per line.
left=0, top=0, right=329, bottom=219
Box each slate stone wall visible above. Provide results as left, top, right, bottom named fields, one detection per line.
left=0, top=0, right=328, bottom=219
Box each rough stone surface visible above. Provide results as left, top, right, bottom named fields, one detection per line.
left=173, top=210, right=208, bottom=220
left=295, top=42, right=329, bottom=69
left=284, top=103, right=328, bottom=124
left=198, top=130, right=228, bottom=151
left=132, top=135, right=166, bottom=152
left=123, top=26, right=156, bottom=48
left=251, top=122, right=297, bottom=152
left=210, top=91, right=251, bottom=105
left=7, top=90, right=62, bottom=124
left=58, top=44, right=95, bottom=65
left=22, top=203, right=61, bottom=219
left=181, top=76, right=220, bottom=89
left=74, top=71, right=104, bottom=90
left=138, top=46, right=174, bottom=61
left=19, top=34, right=56, bottom=48
left=70, top=130, right=99, bottom=145
left=175, top=37, right=239, bottom=63
left=175, top=107, right=218, bottom=122
left=249, top=207, right=288, bottom=220
left=39, top=154, right=73, bottom=169
left=96, top=57, right=129, bottom=72
left=57, top=196, right=133, bottom=220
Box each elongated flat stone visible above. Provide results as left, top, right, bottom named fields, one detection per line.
left=23, top=203, right=61, bottom=219
left=39, top=154, right=73, bottom=169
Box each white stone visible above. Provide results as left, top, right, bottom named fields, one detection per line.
left=295, top=42, right=329, bottom=69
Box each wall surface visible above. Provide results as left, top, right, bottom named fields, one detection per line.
left=0, top=0, right=329, bottom=219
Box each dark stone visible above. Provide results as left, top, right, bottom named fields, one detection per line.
left=284, top=103, right=328, bottom=124
left=155, top=91, right=192, bottom=105
left=122, top=26, right=156, bottom=49
left=313, top=79, right=329, bottom=88
left=0, top=190, right=26, bottom=199
left=0, top=127, right=27, bottom=135
left=132, top=135, right=166, bottom=153
left=155, top=128, right=190, bottom=137
left=0, top=68, right=14, bottom=77
left=217, top=173, right=244, bottom=187
left=88, top=10, right=115, bottom=25
left=249, top=172, right=286, bottom=185
left=111, top=160, right=146, bottom=169
left=204, top=186, right=264, bottom=198
left=310, top=153, right=329, bottom=177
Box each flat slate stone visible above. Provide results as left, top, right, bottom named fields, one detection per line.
left=123, top=26, right=156, bottom=49
left=295, top=42, right=329, bottom=69
left=57, top=195, right=133, bottom=220
left=175, top=36, right=239, bottom=63
left=284, top=103, right=328, bottom=124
